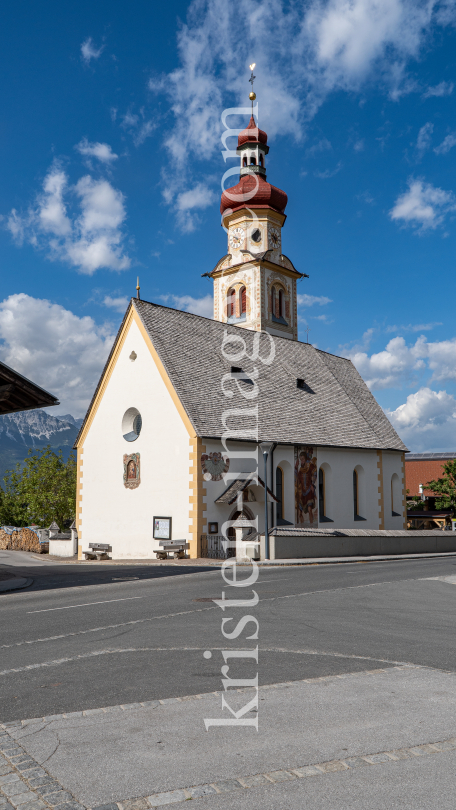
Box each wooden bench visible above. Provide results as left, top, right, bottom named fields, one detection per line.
left=83, top=543, right=112, bottom=560
left=153, top=540, right=189, bottom=560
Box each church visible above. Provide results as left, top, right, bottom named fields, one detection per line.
left=74, top=111, right=408, bottom=560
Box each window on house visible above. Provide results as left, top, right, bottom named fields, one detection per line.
left=319, top=467, right=325, bottom=518
left=240, top=286, right=247, bottom=315
left=227, top=288, right=235, bottom=318
left=353, top=469, right=359, bottom=519
left=276, top=466, right=283, bottom=524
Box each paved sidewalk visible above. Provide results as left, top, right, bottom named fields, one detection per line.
left=3, top=665, right=456, bottom=809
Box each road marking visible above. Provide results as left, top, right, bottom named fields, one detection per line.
left=0, top=647, right=407, bottom=677
left=27, top=597, right=145, bottom=613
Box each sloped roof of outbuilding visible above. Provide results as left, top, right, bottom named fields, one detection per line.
left=75, top=299, right=407, bottom=452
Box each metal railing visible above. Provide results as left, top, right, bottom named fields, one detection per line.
left=200, top=534, right=235, bottom=559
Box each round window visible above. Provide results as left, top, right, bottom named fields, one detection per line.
left=122, top=408, right=142, bottom=442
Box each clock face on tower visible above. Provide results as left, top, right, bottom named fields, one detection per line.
left=268, top=226, right=280, bottom=250
left=229, top=227, right=245, bottom=250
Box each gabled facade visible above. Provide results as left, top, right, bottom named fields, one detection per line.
left=74, top=110, right=408, bottom=560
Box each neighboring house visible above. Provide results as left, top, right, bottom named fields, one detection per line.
left=405, top=452, right=456, bottom=529
left=74, top=114, right=408, bottom=560
left=0, top=360, right=59, bottom=415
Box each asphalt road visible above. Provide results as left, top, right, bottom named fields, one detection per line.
left=1, top=551, right=456, bottom=722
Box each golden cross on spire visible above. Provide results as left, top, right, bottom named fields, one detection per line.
left=249, top=63, right=256, bottom=115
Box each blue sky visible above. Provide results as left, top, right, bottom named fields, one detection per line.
left=1, top=0, right=456, bottom=450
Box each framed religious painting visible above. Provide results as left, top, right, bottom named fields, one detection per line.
left=123, top=453, right=140, bottom=489
left=153, top=516, right=172, bottom=541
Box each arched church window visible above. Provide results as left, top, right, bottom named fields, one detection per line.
left=259, top=154, right=264, bottom=167
left=250, top=156, right=257, bottom=165
left=271, top=286, right=276, bottom=317
left=227, top=288, right=235, bottom=318
left=278, top=289, right=284, bottom=318
left=243, top=156, right=247, bottom=167
left=240, top=286, right=246, bottom=315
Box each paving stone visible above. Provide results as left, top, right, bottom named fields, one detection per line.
left=28, top=778, right=57, bottom=790
left=315, top=761, right=349, bottom=773
left=389, top=749, right=414, bottom=760
left=185, top=785, right=217, bottom=799
left=365, top=753, right=394, bottom=764
left=0, top=776, right=20, bottom=785
left=239, top=774, right=272, bottom=787
left=91, top=804, right=118, bottom=810
left=21, top=771, right=46, bottom=781
left=8, top=758, right=31, bottom=767
left=342, top=757, right=372, bottom=768
left=147, top=791, right=187, bottom=807
left=18, top=801, right=47, bottom=810
left=51, top=802, right=85, bottom=810
left=118, top=798, right=149, bottom=810
left=45, top=793, right=74, bottom=806
left=292, top=766, right=323, bottom=777
left=33, top=783, right=63, bottom=796
left=433, top=740, right=456, bottom=751
left=0, top=802, right=14, bottom=810
left=2, top=783, right=31, bottom=798
left=4, top=753, right=23, bottom=761
left=120, top=704, right=143, bottom=711
left=212, top=779, right=244, bottom=792
left=0, top=767, right=13, bottom=777
left=265, top=770, right=296, bottom=782
left=9, top=792, right=37, bottom=806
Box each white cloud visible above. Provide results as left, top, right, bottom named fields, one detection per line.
left=385, top=322, right=442, bottom=333
left=353, top=138, right=365, bottom=152
left=6, top=165, right=131, bottom=275
left=120, top=109, right=156, bottom=147
left=348, top=333, right=456, bottom=390
left=314, top=161, right=343, bottom=179
left=422, top=80, right=454, bottom=99
left=415, top=122, right=433, bottom=158
left=160, top=293, right=213, bottom=318
left=389, top=177, right=456, bottom=232
left=80, top=37, right=104, bottom=64
left=174, top=183, right=218, bottom=233
left=103, top=295, right=130, bottom=313
left=385, top=387, right=456, bottom=451
left=305, top=138, right=332, bottom=157
left=76, top=138, right=118, bottom=164
left=297, top=294, right=332, bottom=307
left=148, top=0, right=453, bottom=229
left=0, top=294, right=114, bottom=417
left=434, top=133, right=456, bottom=155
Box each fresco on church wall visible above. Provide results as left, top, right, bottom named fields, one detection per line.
left=123, top=453, right=141, bottom=489
left=201, top=452, right=230, bottom=482
left=294, top=446, right=317, bottom=526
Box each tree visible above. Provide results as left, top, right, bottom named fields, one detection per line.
left=426, top=459, right=456, bottom=517
left=0, top=446, right=76, bottom=529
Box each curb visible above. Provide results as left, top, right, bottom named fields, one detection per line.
left=0, top=577, right=33, bottom=593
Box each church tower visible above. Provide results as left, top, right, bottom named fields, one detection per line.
left=210, top=101, right=305, bottom=340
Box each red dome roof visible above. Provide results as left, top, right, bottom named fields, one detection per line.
left=238, top=116, right=268, bottom=147
left=220, top=174, right=287, bottom=216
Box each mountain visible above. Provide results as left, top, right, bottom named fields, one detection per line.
left=0, top=410, right=82, bottom=481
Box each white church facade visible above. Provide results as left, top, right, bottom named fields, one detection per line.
left=74, top=114, right=408, bottom=560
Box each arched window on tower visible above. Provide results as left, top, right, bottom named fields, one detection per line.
left=278, top=289, right=284, bottom=318
left=242, top=156, right=247, bottom=167
left=227, top=288, right=235, bottom=319
left=271, top=286, right=276, bottom=318
left=250, top=155, right=257, bottom=165
left=240, top=286, right=246, bottom=317
left=259, top=153, right=264, bottom=167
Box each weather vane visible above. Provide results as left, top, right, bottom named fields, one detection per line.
left=249, top=63, right=256, bottom=115
left=304, top=325, right=311, bottom=344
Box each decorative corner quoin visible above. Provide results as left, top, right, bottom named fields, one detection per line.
left=124, top=452, right=141, bottom=489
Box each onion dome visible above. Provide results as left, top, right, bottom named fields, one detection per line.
left=220, top=173, right=288, bottom=216
left=238, top=116, right=268, bottom=147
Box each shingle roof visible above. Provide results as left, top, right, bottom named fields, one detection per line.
left=131, top=299, right=407, bottom=452
left=215, top=474, right=278, bottom=505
